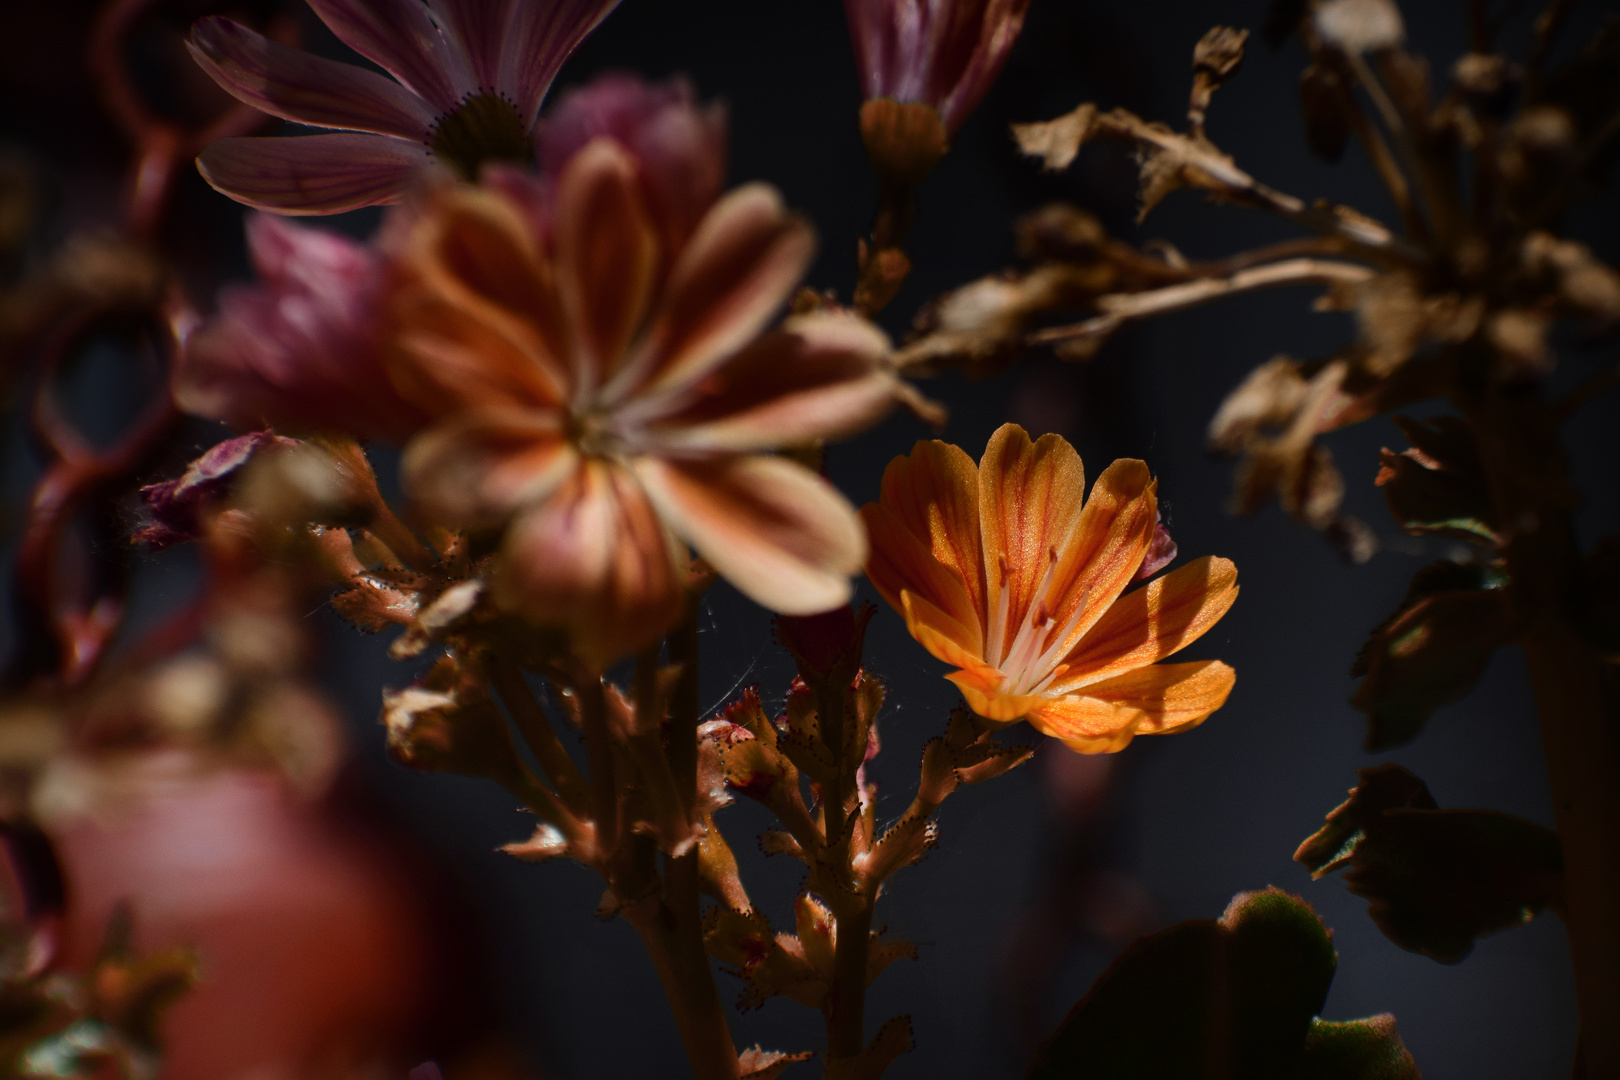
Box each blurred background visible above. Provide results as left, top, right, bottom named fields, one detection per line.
left=3, top=0, right=1618, bottom=1077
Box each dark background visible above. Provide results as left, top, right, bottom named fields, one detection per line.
left=6, top=0, right=1620, bottom=1077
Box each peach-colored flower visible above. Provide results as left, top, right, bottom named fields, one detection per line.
left=386, top=141, right=896, bottom=663
left=861, top=423, right=1238, bottom=753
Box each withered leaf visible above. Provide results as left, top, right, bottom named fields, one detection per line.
left=1351, top=561, right=1515, bottom=749
left=1027, top=888, right=1357, bottom=1080
left=1296, top=764, right=1563, bottom=964
left=1012, top=103, right=1098, bottom=172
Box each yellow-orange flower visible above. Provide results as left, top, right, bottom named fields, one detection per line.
left=861, top=423, right=1238, bottom=753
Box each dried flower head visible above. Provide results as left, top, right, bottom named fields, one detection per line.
left=385, top=78, right=897, bottom=663
left=189, top=0, right=620, bottom=213
left=862, top=423, right=1238, bottom=752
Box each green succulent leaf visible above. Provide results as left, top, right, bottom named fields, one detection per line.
left=1299, top=1016, right=1422, bottom=1080
left=1026, top=888, right=1338, bottom=1080
left=1296, top=764, right=1564, bottom=963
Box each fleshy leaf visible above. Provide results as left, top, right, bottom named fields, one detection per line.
left=1351, top=561, right=1515, bottom=750
left=1298, top=1016, right=1423, bottom=1080
left=1296, top=764, right=1564, bottom=964
left=1026, top=887, right=1338, bottom=1080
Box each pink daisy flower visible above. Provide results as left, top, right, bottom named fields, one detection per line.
left=188, top=0, right=620, bottom=214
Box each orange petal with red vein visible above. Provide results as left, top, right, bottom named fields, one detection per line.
left=1028, top=659, right=1236, bottom=752
left=1039, top=457, right=1158, bottom=654
left=402, top=408, right=576, bottom=527
left=899, top=589, right=990, bottom=674
left=1052, top=555, right=1240, bottom=692
left=861, top=501, right=981, bottom=647
left=977, top=423, right=1087, bottom=648
left=553, top=139, right=660, bottom=392
left=876, top=438, right=987, bottom=622
left=636, top=454, right=864, bottom=616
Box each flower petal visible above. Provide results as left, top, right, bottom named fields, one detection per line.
left=868, top=438, right=987, bottom=630
left=402, top=409, right=576, bottom=527
left=554, top=139, right=660, bottom=397
left=631, top=312, right=894, bottom=452
left=493, top=460, right=684, bottom=664
left=1027, top=659, right=1236, bottom=753
left=636, top=455, right=864, bottom=615
left=425, top=0, right=511, bottom=92
left=388, top=185, right=570, bottom=410
left=1051, top=556, right=1239, bottom=691
left=899, top=588, right=987, bottom=674
left=305, top=0, right=468, bottom=111
left=196, top=133, right=429, bottom=215
left=946, top=668, right=1044, bottom=724
left=614, top=184, right=814, bottom=404
left=500, top=0, right=623, bottom=126
left=1040, top=456, right=1159, bottom=658
left=188, top=17, right=436, bottom=139
left=977, top=423, right=1088, bottom=659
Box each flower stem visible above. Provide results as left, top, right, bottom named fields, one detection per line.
left=826, top=893, right=874, bottom=1063
left=1468, top=389, right=1620, bottom=1078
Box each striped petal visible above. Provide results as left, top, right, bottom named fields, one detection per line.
left=188, top=17, right=435, bottom=139
left=630, top=313, right=893, bottom=452
left=636, top=454, right=864, bottom=616
left=1027, top=660, right=1237, bottom=753
left=502, top=0, right=624, bottom=126
left=402, top=409, right=576, bottom=527
left=1051, top=556, right=1239, bottom=692
left=305, top=0, right=469, bottom=111
left=1038, top=457, right=1158, bottom=657
left=614, top=184, right=814, bottom=405
left=196, top=133, right=428, bottom=214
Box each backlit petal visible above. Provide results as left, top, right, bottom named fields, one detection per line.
left=1040, top=457, right=1158, bottom=656
left=305, top=0, right=468, bottom=111
left=873, top=438, right=986, bottom=624
left=188, top=18, right=435, bottom=139
left=947, top=669, right=1044, bottom=724
left=1051, top=556, right=1239, bottom=692
left=636, top=455, right=864, bottom=615
left=493, top=460, right=685, bottom=664
left=861, top=499, right=980, bottom=649
left=426, top=0, right=511, bottom=92
left=402, top=409, right=576, bottom=527
left=631, top=313, right=893, bottom=452
left=553, top=139, right=660, bottom=397
left=898, top=589, right=986, bottom=673
left=977, top=423, right=1086, bottom=660
left=1028, top=660, right=1236, bottom=753
left=615, top=184, right=814, bottom=404
left=197, top=134, right=428, bottom=215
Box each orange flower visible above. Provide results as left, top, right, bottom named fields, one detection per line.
left=861, top=423, right=1238, bottom=753
left=385, top=137, right=896, bottom=664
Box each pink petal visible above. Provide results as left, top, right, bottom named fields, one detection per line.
left=177, top=215, right=430, bottom=440
left=493, top=460, right=685, bottom=664
left=537, top=74, right=727, bottom=257
left=196, top=133, right=429, bottom=215
left=305, top=0, right=469, bottom=112
left=403, top=409, right=577, bottom=527
left=188, top=17, right=435, bottom=140
left=426, top=0, right=511, bottom=92
left=608, top=183, right=813, bottom=405
left=632, top=312, right=894, bottom=453
left=501, top=0, right=624, bottom=127
left=636, top=454, right=865, bottom=616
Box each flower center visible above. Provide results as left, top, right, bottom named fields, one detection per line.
left=569, top=409, right=629, bottom=461
left=427, top=92, right=534, bottom=180
left=986, top=547, right=1093, bottom=697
